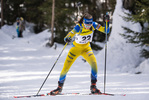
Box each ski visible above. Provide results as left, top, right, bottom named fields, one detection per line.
left=48, top=93, right=126, bottom=96
left=14, top=92, right=126, bottom=98
left=13, top=94, right=45, bottom=98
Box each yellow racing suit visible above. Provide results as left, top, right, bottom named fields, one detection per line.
left=59, top=22, right=105, bottom=83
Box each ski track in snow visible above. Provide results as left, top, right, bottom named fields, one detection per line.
left=0, top=31, right=149, bottom=100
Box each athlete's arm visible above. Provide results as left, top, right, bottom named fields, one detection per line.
left=92, top=22, right=105, bottom=33
left=64, top=24, right=80, bottom=39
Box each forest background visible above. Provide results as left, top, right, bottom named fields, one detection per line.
left=0, top=0, right=148, bottom=58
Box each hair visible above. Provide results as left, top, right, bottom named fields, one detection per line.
left=76, top=13, right=93, bottom=30
left=77, top=13, right=93, bottom=24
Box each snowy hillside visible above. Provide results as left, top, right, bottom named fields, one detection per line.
left=0, top=0, right=149, bottom=100
left=97, top=0, right=148, bottom=73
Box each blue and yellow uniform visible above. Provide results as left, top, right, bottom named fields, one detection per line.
left=59, top=22, right=106, bottom=83
left=16, top=22, right=20, bottom=37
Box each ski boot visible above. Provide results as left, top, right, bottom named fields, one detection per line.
left=50, top=81, right=64, bottom=95
left=90, top=80, right=102, bottom=94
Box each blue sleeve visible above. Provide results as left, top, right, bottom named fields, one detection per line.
left=92, top=22, right=98, bottom=29
left=73, top=24, right=80, bottom=33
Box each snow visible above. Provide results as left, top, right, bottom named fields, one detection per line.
left=97, top=0, right=144, bottom=73
left=0, top=0, right=149, bottom=100
left=136, top=59, right=149, bottom=74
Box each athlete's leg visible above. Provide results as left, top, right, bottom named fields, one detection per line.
left=59, top=46, right=81, bottom=83
left=50, top=45, right=82, bottom=95
left=81, top=46, right=101, bottom=94
left=81, top=46, right=98, bottom=81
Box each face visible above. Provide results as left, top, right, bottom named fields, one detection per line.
left=83, top=22, right=92, bottom=29
left=83, top=17, right=93, bottom=29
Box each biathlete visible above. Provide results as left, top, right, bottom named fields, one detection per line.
left=50, top=13, right=109, bottom=95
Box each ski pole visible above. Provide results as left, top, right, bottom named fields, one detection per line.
left=76, top=2, right=81, bottom=21
left=77, top=2, right=81, bottom=16
left=36, top=42, right=68, bottom=95
left=104, top=12, right=109, bottom=93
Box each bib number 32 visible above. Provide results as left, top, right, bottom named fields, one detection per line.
left=75, top=34, right=93, bottom=44
left=82, top=35, right=91, bottom=41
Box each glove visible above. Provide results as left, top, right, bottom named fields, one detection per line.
left=64, top=37, right=72, bottom=43
left=104, top=12, right=110, bottom=34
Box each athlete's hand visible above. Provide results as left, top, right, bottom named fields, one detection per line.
left=64, top=37, right=72, bottom=43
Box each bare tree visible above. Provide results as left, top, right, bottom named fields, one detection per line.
left=1, top=0, right=4, bottom=28
left=50, top=0, right=55, bottom=47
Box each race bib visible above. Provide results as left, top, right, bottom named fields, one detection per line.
left=75, top=33, right=93, bottom=44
